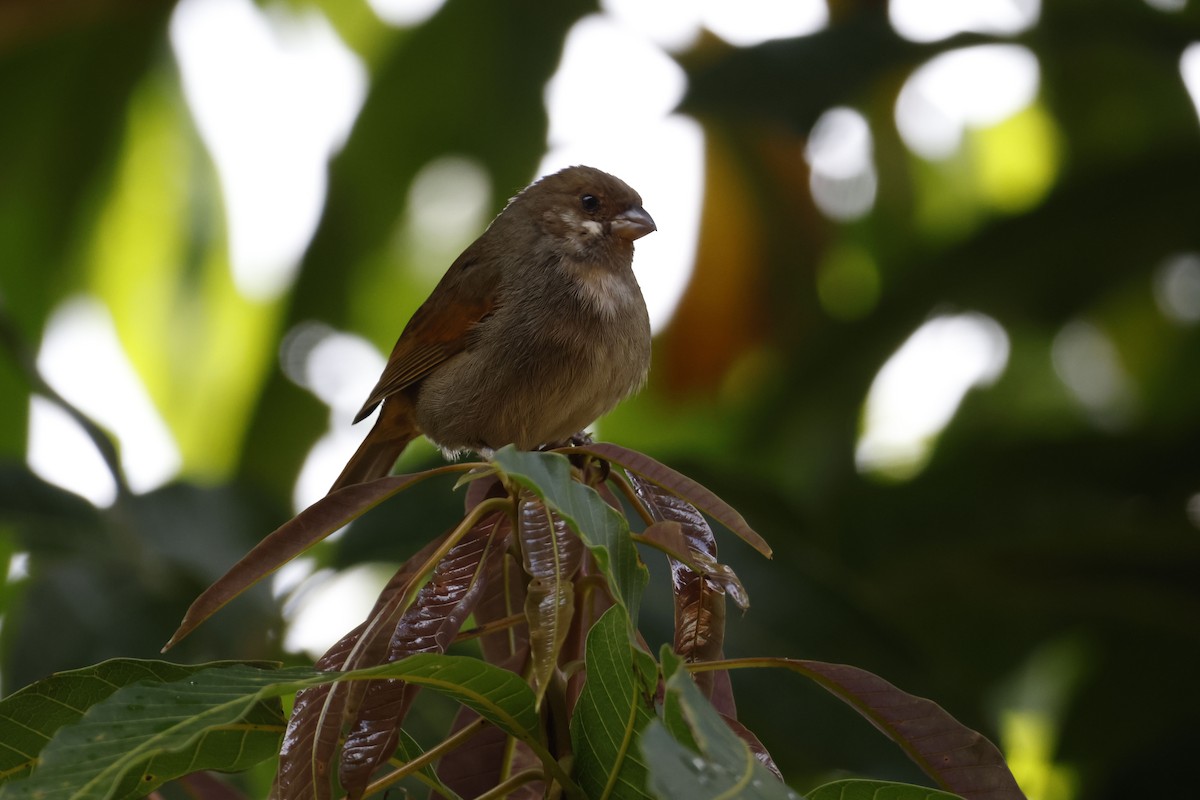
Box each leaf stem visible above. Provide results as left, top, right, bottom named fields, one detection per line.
left=353, top=716, right=489, bottom=799
left=453, top=612, right=526, bottom=643
left=607, top=469, right=655, bottom=527
left=473, top=768, right=544, bottom=800
left=684, top=657, right=782, bottom=674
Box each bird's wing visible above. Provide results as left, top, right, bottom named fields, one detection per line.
left=353, top=250, right=501, bottom=423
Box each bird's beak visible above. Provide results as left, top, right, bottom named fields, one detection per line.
left=611, top=206, right=657, bottom=241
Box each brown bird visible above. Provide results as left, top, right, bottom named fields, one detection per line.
left=329, top=165, right=656, bottom=492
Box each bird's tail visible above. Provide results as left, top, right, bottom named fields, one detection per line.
left=329, top=399, right=420, bottom=494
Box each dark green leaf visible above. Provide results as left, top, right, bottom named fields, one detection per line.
left=0, top=659, right=277, bottom=787
left=0, top=661, right=284, bottom=800
left=571, top=606, right=658, bottom=800
left=3, top=656, right=539, bottom=800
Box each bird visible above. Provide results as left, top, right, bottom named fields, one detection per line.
left=329, top=165, right=656, bottom=493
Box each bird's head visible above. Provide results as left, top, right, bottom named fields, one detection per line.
left=520, top=165, right=656, bottom=262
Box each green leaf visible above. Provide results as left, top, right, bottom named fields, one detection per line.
left=807, top=779, right=963, bottom=800
left=642, top=667, right=801, bottom=800
left=493, top=447, right=648, bottom=625
left=656, top=647, right=697, bottom=754
left=394, top=728, right=465, bottom=800
left=571, top=606, right=658, bottom=800
left=0, top=660, right=284, bottom=800
left=0, top=656, right=538, bottom=800
left=0, top=659, right=278, bottom=787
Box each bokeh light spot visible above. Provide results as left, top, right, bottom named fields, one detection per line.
left=28, top=298, right=182, bottom=505
left=974, top=103, right=1060, bottom=213
left=1145, top=0, right=1188, bottom=12
left=995, top=638, right=1084, bottom=800
left=1153, top=252, right=1200, bottom=325
left=272, top=556, right=317, bottom=600
left=367, top=0, right=447, bottom=27
left=282, top=564, right=394, bottom=658
left=890, top=0, right=1040, bottom=43
left=896, top=45, right=1040, bottom=160
left=1051, top=320, right=1136, bottom=429
left=857, top=312, right=1010, bottom=479
left=545, top=15, right=685, bottom=147
left=6, top=552, right=29, bottom=582
left=305, top=331, right=387, bottom=417
left=806, top=107, right=878, bottom=221
left=1187, top=493, right=1200, bottom=530
left=701, top=0, right=828, bottom=47
left=601, top=0, right=703, bottom=51
left=282, top=323, right=386, bottom=511
left=1180, top=42, right=1200, bottom=125
left=28, top=399, right=117, bottom=508
left=170, top=0, right=366, bottom=299
left=602, top=0, right=827, bottom=50
left=403, top=156, right=493, bottom=279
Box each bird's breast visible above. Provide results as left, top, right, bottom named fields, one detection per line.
left=572, top=265, right=643, bottom=319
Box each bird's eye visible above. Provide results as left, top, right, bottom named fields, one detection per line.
left=580, top=194, right=599, bottom=213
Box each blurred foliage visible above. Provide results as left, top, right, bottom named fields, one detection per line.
left=1, top=1, right=1198, bottom=799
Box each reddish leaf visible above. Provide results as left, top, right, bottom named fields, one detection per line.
left=338, top=519, right=508, bottom=798
left=516, top=493, right=583, bottom=701
left=274, top=680, right=342, bottom=800
left=570, top=443, right=772, bottom=557
left=760, top=658, right=1025, bottom=800
left=475, top=549, right=529, bottom=666
left=629, top=473, right=734, bottom=713
left=705, top=669, right=737, bottom=722
left=164, top=467, right=464, bottom=650
left=274, top=500, right=509, bottom=800
left=639, top=520, right=749, bottom=610
left=326, top=536, right=456, bottom=671
left=518, top=492, right=584, bottom=582
left=273, top=535, right=450, bottom=800
left=465, top=472, right=530, bottom=665
left=719, top=714, right=782, bottom=781
left=434, top=704, right=543, bottom=800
